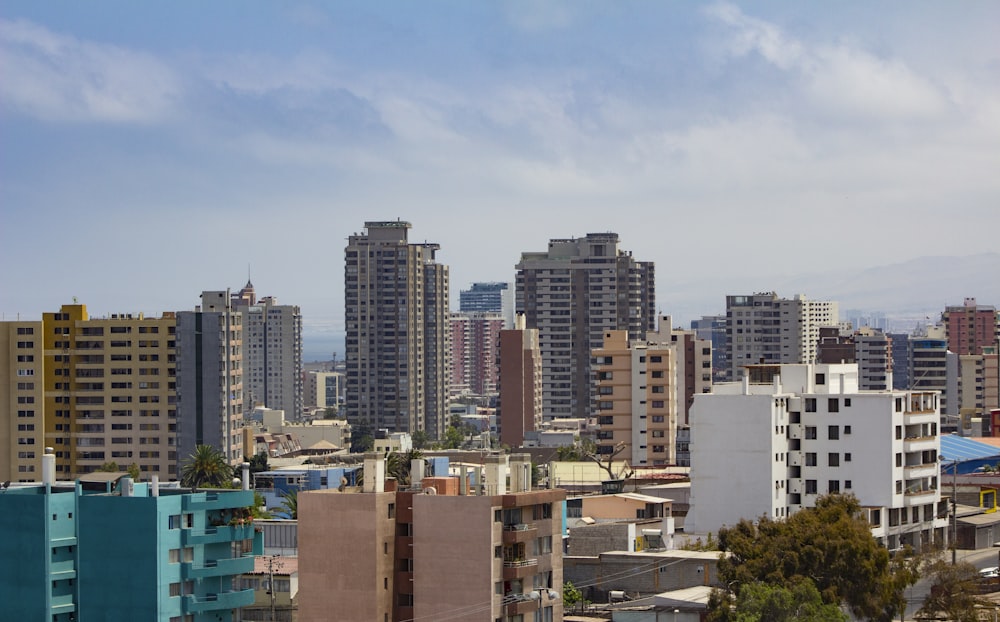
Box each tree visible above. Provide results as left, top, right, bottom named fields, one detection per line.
left=918, top=560, right=992, bottom=622
left=246, top=452, right=270, bottom=475
left=252, top=492, right=272, bottom=519
left=126, top=462, right=141, bottom=481
left=97, top=461, right=119, bottom=472
left=709, top=580, right=846, bottom=622
left=713, top=494, right=917, bottom=621
left=181, top=445, right=234, bottom=489
left=411, top=430, right=430, bottom=450
left=279, top=489, right=298, bottom=519
left=563, top=581, right=584, bottom=611
left=443, top=424, right=464, bottom=449
left=386, top=449, right=424, bottom=486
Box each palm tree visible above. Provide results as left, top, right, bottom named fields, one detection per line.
left=181, top=445, right=233, bottom=489
left=386, top=449, right=424, bottom=486
left=279, top=489, right=298, bottom=519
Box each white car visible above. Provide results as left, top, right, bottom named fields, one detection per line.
left=979, top=566, right=999, bottom=578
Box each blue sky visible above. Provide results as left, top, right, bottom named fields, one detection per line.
left=2, top=2, right=998, bottom=345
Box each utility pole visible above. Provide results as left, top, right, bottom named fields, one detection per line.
left=952, top=460, right=958, bottom=565
left=265, top=554, right=283, bottom=621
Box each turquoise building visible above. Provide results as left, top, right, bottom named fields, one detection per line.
left=0, top=472, right=263, bottom=621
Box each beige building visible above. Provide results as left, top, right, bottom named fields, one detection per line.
left=1, top=304, right=177, bottom=482
left=302, top=371, right=340, bottom=410
left=344, top=221, right=450, bottom=439
left=298, top=454, right=565, bottom=622
left=592, top=327, right=679, bottom=466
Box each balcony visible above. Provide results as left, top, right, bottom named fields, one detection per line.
left=184, top=524, right=257, bottom=545
left=904, top=463, right=938, bottom=480
left=903, top=436, right=936, bottom=452
left=502, top=558, right=539, bottom=580
left=183, top=589, right=254, bottom=612
left=502, top=523, right=537, bottom=544
left=503, top=594, right=541, bottom=616
left=184, top=555, right=255, bottom=579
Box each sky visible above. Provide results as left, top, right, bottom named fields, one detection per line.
left=2, top=1, right=998, bottom=355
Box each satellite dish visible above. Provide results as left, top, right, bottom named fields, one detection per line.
left=529, top=591, right=540, bottom=601
left=422, top=487, right=437, bottom=495
left=338, top=476, right=348, bottom=492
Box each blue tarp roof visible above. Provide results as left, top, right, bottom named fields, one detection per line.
left=940, top=435, right=1000, bottom=462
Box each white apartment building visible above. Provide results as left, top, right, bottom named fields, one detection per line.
left=725, top=293, right=838, bottom=381
left=232, top=289, right=303, bottom=422
left=688, top=363, right=948, bottom=552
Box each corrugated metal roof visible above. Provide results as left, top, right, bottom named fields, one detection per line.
left=941, top=435, right=1000, bottom=462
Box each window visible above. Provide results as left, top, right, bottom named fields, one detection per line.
left=805, top=480, right=817, bottom=494
left=652, top=445, right=665, bottom=453
left=815, top=373, right=825, bottom=385
left=896, top=453, right=902, bottom=467
left=828, top=453, right=839, bottom=467
left=804, top=398, right=817, bottom=412
left=844, top=425, right=852, bottom=435
left=168, top=548, right=180, bottom=563
left=895, top=425, right=902, bottom=440
left=828, top=426, right=839, bottom=440
left=828, top=480, right=840, bottom=494
left=845, top=480, right=852, bottom=490
left=651, top=370, right=664, bottom=379
left=651, top=400, right=665, bottom=408
left=805, top=453, right=817, bottom=466
left=652, top=430, right=664, bottom=438
left=845, top=453, right=852, bottom=462
left=828, top=398, right=839, bottom=412
left=650, top=355, right=662, bottom=363
left=651, top=415, right=664, bottom=423
left=844, top=398, right=851, bottom=407
left=805, top=426, right=817, bottom=440
left=651, top=386, right=664, bottom=394
left=387, top=503, right=395, bottom=519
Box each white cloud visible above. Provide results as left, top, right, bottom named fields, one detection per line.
left=0, top=18, right=180, bottom=123
left=706, top=3, right=951, bottom=123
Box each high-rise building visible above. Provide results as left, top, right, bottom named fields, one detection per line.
left=1, top=304, right=177, bottom=482
left=344, top=221, right=451, bottom=439
left=450, top=311, right=505, bottom=396
left=942, top=298, right=999, bottom=356
left=298, top=454, right=564, bottom=622
left=516, top=233, right=655, bottom=421
left=908, top=326, right=960, bottom=431
left=497, top=317, right=543, bottom=448
left=176, top=291, right=245, bottom=465
left=687, top=363, right=948, bottom=552
left=889, top=333, right=911, bottom=390
left=691, top=315, right=728, bottom=384
left=592, top=329, right=678, bottom=466
left=817, top=326, right=893, bottom=391
left=724, top=292, right=839, bottom=381
left=231, top=282, right=303, bottom=420
left=460, top=282, right=515, bottom=329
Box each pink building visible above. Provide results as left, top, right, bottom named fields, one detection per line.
left=450, top=311, right=505, bottom=396
left=943, top=298, right=999, bottom=355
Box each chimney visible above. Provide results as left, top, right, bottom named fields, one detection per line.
left=363, top=453, right=385, bottom=493
left=242, top=462, right=251, bottom=491
left=42, top=447, right=55, bottom=486
left=459, top=466, right=468, bottom=495
left=121, top=477, right=134, bottom=497
left=510, top=454, right=532, bottom=493
left=485, top=455, right=507, bottom=496
left=151, top=474, right=160, bottom=497
left=411, top=459, right=425, bottom=489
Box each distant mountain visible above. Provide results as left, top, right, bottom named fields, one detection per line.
left=662, top=253, right=1000, bottom=327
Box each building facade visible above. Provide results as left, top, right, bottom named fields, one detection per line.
left=724, top=293, right=839, bottom=381
left=2, top=303, right=177, bottom=482
left=298, top=454, right=564, bottom=622
left=232, top=283, right=303, bottom=421
left=460, top=281, right=515, bottom=329
left=817, top=326, right=893, bottom=391
left=516, top=233, right=655, bottom=421
left=942, top=298, right=999, bottom=356
left=344, top=221, right=451, bottom=439
left=450, top=311, right=505, bottom=396
left=498, top=320, right=543, bottom=448
left=687, top=363, right=949, bottom=552
left=0, top=455, right=263, bottom=621
left=176, top=291, right=245, bottom=465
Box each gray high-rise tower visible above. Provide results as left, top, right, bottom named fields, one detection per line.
left=516, top=233, right=655, bottom=421
left=344, top=221, right=450, bottom=440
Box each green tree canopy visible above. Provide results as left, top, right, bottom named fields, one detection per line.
left=386, top=449, right=424, bottom=486
left=279, top=489, right=298, bottom=519
left=709, top=580, right=846, bottom=622
left=713, top=494, right=916, bottom=621
left=245, top=452, right=270, bottom=475
left=180, top=445, right=234, bottom=489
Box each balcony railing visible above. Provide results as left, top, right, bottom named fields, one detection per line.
left=503, top=558, right=538, bottom=569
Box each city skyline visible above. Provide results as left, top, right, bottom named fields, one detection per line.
left=2, top=2, right=999, bottom=347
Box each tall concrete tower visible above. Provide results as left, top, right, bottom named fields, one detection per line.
left=344, top=221, right=450, bottom=440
